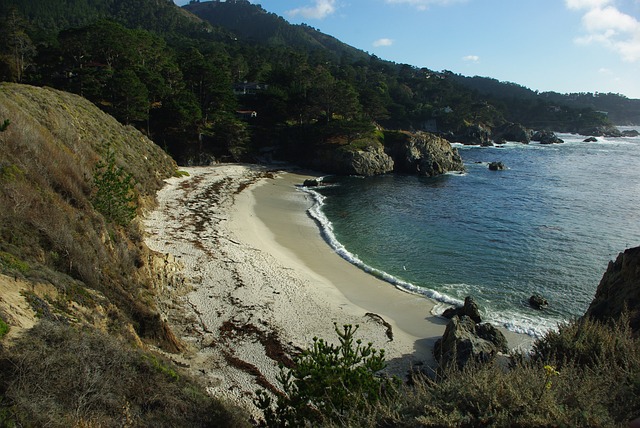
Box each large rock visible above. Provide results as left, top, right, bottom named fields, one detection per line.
left=488, top=161, right=507, bottom=171
left=452, top=123, right=493, bottom=146
left=385, top=131, right=464, bottom=176
left=310, top=143, right=394, bottom=176
left=433, top=316, right=508, bottom=369
left=532, top=130, right=564, bottom=144
left=442, top=296, right=482, bottom=323
left=585, top=246, right=640, bottom=333
left=492, top=122, right=532, bottom=144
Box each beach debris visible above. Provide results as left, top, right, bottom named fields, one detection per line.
left=365, top=312, right=394, bottom=341
left=529, top=294, right=548, bottom=310
left=442, top=296, right=482, bottom=323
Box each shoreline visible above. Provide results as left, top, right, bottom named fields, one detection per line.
left=144, top=164, right=531, bottom=415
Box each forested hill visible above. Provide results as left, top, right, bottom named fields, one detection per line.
left=450, top=74, right=640, bottom=125
left=183, top=1, right=369, bottom=62
left=0, top=0, right=625, bottom=166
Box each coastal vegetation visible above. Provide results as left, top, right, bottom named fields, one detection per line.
left=0, top=0, right=639, bottom=426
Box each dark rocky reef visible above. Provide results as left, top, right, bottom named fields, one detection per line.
left=529, top=294, right=548, bottom=310
left=585, top=246, right=640, bottom=334
left=488, top=161, right=507, bottom=171
left=532, top=130, right=564, bottom=144
left=492, top=122, right=532, bottom=144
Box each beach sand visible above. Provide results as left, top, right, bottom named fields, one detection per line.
left=143, top=164, right=529, bottom=415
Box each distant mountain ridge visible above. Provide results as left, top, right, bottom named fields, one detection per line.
left=183, top=0, right=370, bottom=62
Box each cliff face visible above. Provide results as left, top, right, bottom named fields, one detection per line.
left=0, top=83, right=179, bottom=350
left=585, top=246, right=640, bottom=333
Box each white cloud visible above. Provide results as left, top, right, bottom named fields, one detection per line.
left=287, top=0, right=337, bottom=19
left=565, top=0, right=611, bottom=10
left=462, top=55, right=480, bottom=62
left=373, top=38, right=394, bottom=47
left=567, top=2, right=640, bottom=62
left=385, top=0, right=466, bottom=11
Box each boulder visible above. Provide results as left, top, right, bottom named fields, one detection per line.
left=433, top=315, right=508, bottom=369
left=442, top=296, right=482, bottom=323
left=622, top=130, right=640, bottom=137
left=578, top=125, right=622, bottom=137
left=529, top=294, right=548, bottom=310
left=451, top=123, right=492, bottom=146
left=310, top=143, right=394, bottom=176
left=385, top=131, right=465, bottom=177
left=585, top=246, right=640, bottom=334
left=488, top=161, right=506, bottom=171
left=532, top=130, right=564, bottom=144
left=492, top=122, right=532, bottom=144
left=303, top=178, right=320, bottom=187
left=583, top=137, right=598, bottom=142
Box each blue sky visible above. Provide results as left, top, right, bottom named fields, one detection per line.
left=173, top=0, right=640, bottom=99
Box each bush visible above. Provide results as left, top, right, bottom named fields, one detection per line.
left=0, top=317, right=8, bottom=339
left=255, top=323, right=398, bottom=427
left=92, top=149, right=138, bottom=226
left=332, top=317, right=640, bottom=427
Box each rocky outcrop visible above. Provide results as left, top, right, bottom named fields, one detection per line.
left=492, top=122, right=532, bottom=144
left=532, top=130, right=564, bottom=144
left=385, top=131, right=464, bottom=176
left=442, top=296, right=482, bottom=323
left=578, top=125, right=622, bottom=137
left=529, top=294, right=548, bottom=310
left=583, top=137, right=598, bottom=142
left=311, top=143, right=394, bottom=176
left=452, top=123, right=493, bottom=146
left=622, top=130, right=640, bottom=137
left=433, top=315, right=508, bottom=369
left=585, top=246, right=640, bottom=333
left=488, top=161, right=507, bottom=171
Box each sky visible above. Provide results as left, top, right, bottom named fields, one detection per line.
left=173, top=0, right=640, bottom=99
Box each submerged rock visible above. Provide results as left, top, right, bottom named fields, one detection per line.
left=529, top=294, right=548, bottom=310
left=583, top=137, right=598, bottom=142
left=488, top=161, right=506, bottom=171
left=532, top=130, right=564, bottom=144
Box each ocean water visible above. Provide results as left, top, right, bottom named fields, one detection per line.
left=304, top=129, right=640, bottom=337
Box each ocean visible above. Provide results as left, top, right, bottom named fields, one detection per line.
left=304, top=128, right=640, bottom=337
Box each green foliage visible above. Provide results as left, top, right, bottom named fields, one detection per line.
left=0, top=251, right=29, bottom=275
left=335, top=316, right=640, bottom=427
left=142, top=354, right=180, bottom=382
left=0, top=317, right=9, bottom=339
left=255, top=323, right=398, bottom=427
left=92, top=149, right=138, bottom=225
left=0, top=119, right=9, bottom=132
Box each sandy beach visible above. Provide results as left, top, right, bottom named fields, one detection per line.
left=143, top=164, right=527, bottom=414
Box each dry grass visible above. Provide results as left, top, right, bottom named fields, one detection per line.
left=0, top=321, right=251, bottom=427
left=331, top=316, right=640, bottom=427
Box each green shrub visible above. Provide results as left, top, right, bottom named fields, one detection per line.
left=0, top=251, right=29, bottom=275
left=255, top=323, right=398, bottom=427
left=0, top=317, right=9, bottom=339
left=334, top=317, right=640, bottom=427
left=92, top=149, right=138, bottom=226
left=0, top=119, right=9, bottom=132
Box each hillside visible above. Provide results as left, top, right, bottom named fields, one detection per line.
left=1, top=0, right=621, bottom=168
left=451, top=74, right=640, bottom=125
left=0, top=83, right=248, bottom=426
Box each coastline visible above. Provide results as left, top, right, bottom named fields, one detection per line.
left=144, top=164, right=530, bottom=415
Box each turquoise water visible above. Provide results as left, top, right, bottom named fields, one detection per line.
left=304, top=130, right=640, bottom=337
